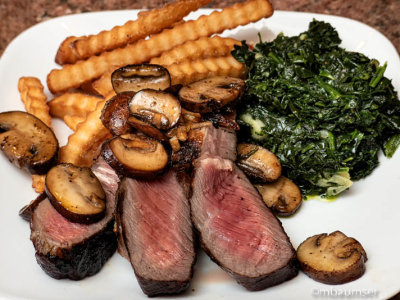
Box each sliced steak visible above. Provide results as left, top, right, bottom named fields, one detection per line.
left=118, top=170, right=195, bottom=296
left=191, top=122, right=237, bottom=161
left=191, top=157, right=297, bottom=291
left=30, top=157, right=119, bottom=280
left=171, top=122, right=237, bottom=199
left=19, top=193, right=46, bottom=222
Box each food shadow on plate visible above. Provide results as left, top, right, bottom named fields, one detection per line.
left=225, top=26, right=276, bottom=44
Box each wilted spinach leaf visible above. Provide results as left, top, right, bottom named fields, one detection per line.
left=232, top=20, right=400, bottom=198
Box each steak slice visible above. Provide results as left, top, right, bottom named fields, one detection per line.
left=172, top=122, right=237, bottom=172
left=118, top=171, right=195, bottom=296
left=171, top=122, right=237, bottom=199
left=191, top=157, right=297, bottom=291
left=30, top=157, right=119, bottom=280
left=191, top=122, right=237, bottom=161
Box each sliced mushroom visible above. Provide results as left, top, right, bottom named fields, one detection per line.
left=101, top=133, right=168, bottom=179
left=45, top=163, right=106, bottom=224
left=129, top=89, right=181, bottom=130
left=127, top=116, right=168, bottom=142
left=0, top=111, right=58, bottom=174
left=237, top=143, right=281, bottom=183
left=181, top=108, right=202, bottom=124
left=100, top=92, right=134, bottom=136
left=111, top=64, right=171, bottom=94
left=297, top=231, right=367, bottom=284
left=164, top=84, right=182, bottom=95
left=256, top=176, right=302, bottom=217
left=178, top=76, right=245, bottom=113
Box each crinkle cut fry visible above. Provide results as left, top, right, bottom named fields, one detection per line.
left=167, top=55, right=247, bottom=86
left=31, top=174, right=46, bottom=193
left=48, top=92, right=104, bottom=119
left=17, top=77, right=52, bottom=128
left=55, top=0, right=212, bottom=64
left=59, top=100, right=111, bottom=167
left=150, top=36, right=241, bottom=66
left=92, top=72, right=115, bottom=98
left=17, top=77, right=52, bottom=193
left=63, top=115, right=86, bottom=131
left=93, top=37, right=241, bottom=97
left=47, top=0, right=274, bottom=94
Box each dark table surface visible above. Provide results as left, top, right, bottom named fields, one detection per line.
left=0, top=0, right=399, bottom=57
left=0, top=0, right=399, bottom=299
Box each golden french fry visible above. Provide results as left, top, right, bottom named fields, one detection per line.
left=17, top=77, right=52, bottom=128
left=31, top=174, right=45, bottom=193
left=59, top=100, right=111, bottom=167
left=150, top=36, right=241, bottom=66
left=47, top=0, right=273, bottom=94
left=18, top=77, right=53, bottom=193
left=63, top=115, right=86, bottom=131
left=92, top=71, right=115, bottom=98
left=48, top=92, right=103, bottom=119
left=55, top=0, right=212, bottom=65
left=167, top=55, right=247, bottom=86
left=54, top=36, right=80, bottom=65
left=93, top=54, right=247, bottom=97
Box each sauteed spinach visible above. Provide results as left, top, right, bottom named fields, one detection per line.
left=232, top=20, right=400, bottom=198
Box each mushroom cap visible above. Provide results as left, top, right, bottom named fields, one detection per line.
left=101, top=133, right=169, bottom=179
left=45, top=163, right=106, bottom=224
left=0, top=111, right=58, bottom=174
left=297, top=231, right=367, bottom=284
left=237, top=143, right=281, bottom=183
left=178, top=76, right=244, bottom=113
left=111, top=64, right=171, bottom=94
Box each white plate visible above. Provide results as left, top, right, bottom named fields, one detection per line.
left=0, top=9, right=399, bottom=300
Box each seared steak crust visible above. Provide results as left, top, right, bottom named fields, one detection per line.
left=200, top=230, right=298, bottom=291
left=30, top=157, right=119, bottom=280
left=34, top=221, right=117, bottom=280
left=191, top=156, right=297, bottom=291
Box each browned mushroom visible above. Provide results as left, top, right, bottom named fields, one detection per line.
left=111, top=64, right=171, bottom=94
left=0, top=111, right=58, bottom=174
left=101, top=133, right=168, bottom=179
left=129, top=89, right=181, bottom=130
left=237, top=143, right=281, bottom=183
left=45, top=163, right=106, bottom=224
left=256, top=176, right=302, bottom=217
left=297, top=231, right=367, bottom=284
left=178, top=76, right=245, bottom=113
left=100, top=92, right=134, bottom=136
left=127, top=116, right=168, bottom=142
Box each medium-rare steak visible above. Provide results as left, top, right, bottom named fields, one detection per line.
left=192, top=122, right=237, bottom=161
left=118, top=171, right=195, bottom=296
left=191, top=156, right=297, bottom=291
left=30, top=157, right=119, bottom=280
left=171, top=122, right=237, bottom=199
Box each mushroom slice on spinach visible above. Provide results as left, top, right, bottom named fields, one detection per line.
left=256, top=176, right=302, bottom=217
left=237, top=143, right=281, bottom=183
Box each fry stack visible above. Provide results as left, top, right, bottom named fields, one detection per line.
left=17, top=0, right=274, bottom=191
